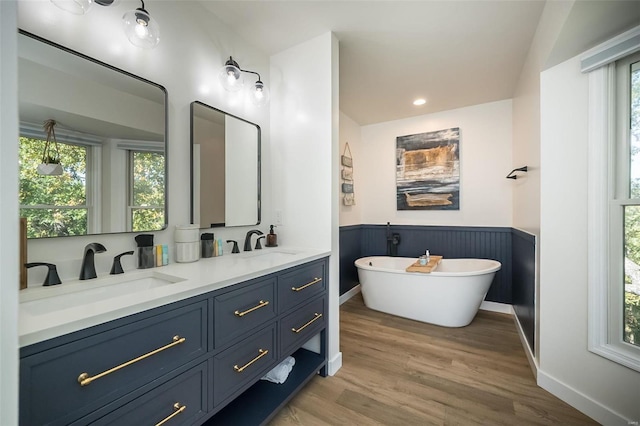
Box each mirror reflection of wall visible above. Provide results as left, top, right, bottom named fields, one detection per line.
left=17, top=30, right=168, bottom=239
left=191, top=102, right=261, bottom=228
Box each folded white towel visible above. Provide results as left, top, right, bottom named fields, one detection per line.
left=261, top=356, right=296, bottom=384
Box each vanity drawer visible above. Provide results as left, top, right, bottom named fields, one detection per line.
left=213, top=324, right=277, bottom=407
left=278, top=261, right=326, bottom=313
left=280, top=296, right=326, bottom=356
left=20, top=301, right=207, bottom=426
left=87, top=361, right=208, bottom=426
left=214, top=277, right=277, bottom=348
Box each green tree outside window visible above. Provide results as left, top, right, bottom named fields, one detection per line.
left=19, top=137, right=88, bottom=238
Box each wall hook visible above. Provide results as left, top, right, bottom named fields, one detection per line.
left=506, top=166, right=528, bottom=180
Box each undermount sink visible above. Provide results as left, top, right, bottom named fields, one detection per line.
left=20, top=270, right=186, bottom=315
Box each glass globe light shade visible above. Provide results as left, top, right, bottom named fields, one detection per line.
left=122, top=8, right=160, bottom=49
left=218, top=63, right=244, bottom=92
left=250, top=80, right=270, bottom=107
left=50, top=0, right=93, bottom=15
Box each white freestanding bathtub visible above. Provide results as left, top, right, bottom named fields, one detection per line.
left=354, top=256, right=501, bottom=327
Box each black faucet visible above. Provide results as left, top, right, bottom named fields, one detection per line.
left=25, top=262, right=62, bottom=286
left=227, top=240, right=240, bottom=254
left=255, top=235, right=266, bottom=250
left=110, top=251, right=134, bottom=275
left=244, top=230, right=264, bottom=251
left=80, top=243, right=107, bottom=280
left=386, top=222, right=401, bottom=257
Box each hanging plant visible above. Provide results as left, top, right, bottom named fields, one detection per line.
left=37, top=119, right=63, bottom=176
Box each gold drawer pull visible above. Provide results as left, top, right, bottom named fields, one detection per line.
left=155, top=403, right=186, bottom=426
left=291, top=313, right=323, bottom=333
left=234, top=349, right=269, bottom=373
left=291, top=277, right=322, bottom=292
left=77, top=335, right=186, bottom=387
left=234, top=300, right=269, bottom=317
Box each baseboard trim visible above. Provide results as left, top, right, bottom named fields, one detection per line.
left=537, top=370, right=631, bottom=425
left=327, top=352, right=342, bottom=376
left=339, top=284, right=361, bottom=305
left=479, top=300, right=513, bottom=314
left=513, top=314, right=538, bottom=379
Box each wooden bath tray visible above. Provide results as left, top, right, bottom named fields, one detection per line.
left=405, top=255, right=442, bottom=273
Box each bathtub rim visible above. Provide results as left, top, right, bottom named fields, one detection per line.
left=354, top=256, right=501, bottom=277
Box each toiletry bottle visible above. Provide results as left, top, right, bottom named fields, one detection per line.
left=218, top=238, right=224, bottom=255
left=266, top=225, right=278, bottom=247
left=425, top=250, right=430, bottom=263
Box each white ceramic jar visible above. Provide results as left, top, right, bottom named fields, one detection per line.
left=175, top=224, right=200, bottom=263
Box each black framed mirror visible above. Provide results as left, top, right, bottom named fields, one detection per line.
left=17, top=30, right=168, bottom=239
left=190, top=101, right=261, bottom=228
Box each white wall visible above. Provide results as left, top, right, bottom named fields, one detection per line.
left=358, top=100, right=513, bottom=227
left=18, top=0, right=271, bottom=283
left=540, top=55, right=640, bottom=425
left=339, top=111, right=362, bottom=226
left=512, top=0, right=573, bottom=364
left=0, top=1, right=19, bottom=422
left=270, top=32, right=341, bottom=374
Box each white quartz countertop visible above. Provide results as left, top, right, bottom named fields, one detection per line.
left=19, top=247, right=330, bottom=348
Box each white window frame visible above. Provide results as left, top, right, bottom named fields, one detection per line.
left=18, top=138, right=101, bottom=235
left=587, top=31, right=640, bottom=372
left=127, top=149, right=165, bottom=232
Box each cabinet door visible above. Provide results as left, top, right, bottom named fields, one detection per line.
left=87, top=362, right=208, bottom=426
left=20, top=301, right=207, bottom=426
left=280, top=296, right=326, bottom=356
left=214, top=277, right=277, bottom=348
left=213, top=324, right=277, bottom=407
left=278, top=260, right=326, bottom=313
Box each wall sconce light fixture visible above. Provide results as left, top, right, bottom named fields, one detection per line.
left=122, top=0, right=160, bottom=49
left=50, top=0, right=159, bottom=49
left=218, top=56, right=270, bottom=107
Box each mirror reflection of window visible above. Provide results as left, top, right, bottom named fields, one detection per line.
left=18, top=30, right=168, bottom=238
left=19, top=136, right=91, bottom=238
left=128, top=151, right=165, bottom=232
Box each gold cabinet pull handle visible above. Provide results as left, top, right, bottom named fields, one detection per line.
left=291, top=313, right=323, bottom=333
left=77, top=335, right=186, bottom=386
left=234, top=349, right=269, bottom=373
left=234, top=300, right=269, bottom=317
left=291, top=277, right=322, bottom=292
left=155, top=402, right=186, bottom=426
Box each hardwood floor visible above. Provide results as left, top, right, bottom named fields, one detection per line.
left=269, top=294, right=598, bottom=425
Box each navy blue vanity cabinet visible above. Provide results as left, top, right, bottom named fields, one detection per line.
left=20, top=257, right=329, bottom=426
left=82, top=361, right=209, bottom=426
left=207, top=257, right=329, bottom=425
left=213, top=323, right=278, bottom=407
left=213, top=276, right=277, bottom=348
left=19, top=299, right=207, bottom=426
left=280, top=296, right=326, bottom=357
left=278, top=260, right=326, bottom=312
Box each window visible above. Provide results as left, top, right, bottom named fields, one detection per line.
left=19, top=137, right=89, bottom=238
left=588, top=45, right=640, bottom=372
left=622, top=56, right=640, bottom=347
left=129, top=150, right=165, bottom=232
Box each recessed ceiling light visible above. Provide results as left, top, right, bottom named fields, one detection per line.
left=413, top=98, right=426, bottom=106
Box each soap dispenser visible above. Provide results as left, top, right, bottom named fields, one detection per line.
left=266, top=225, right=278, bottom=247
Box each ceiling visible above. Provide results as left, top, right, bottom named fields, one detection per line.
left=200, top=0, right=640, bottom=126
